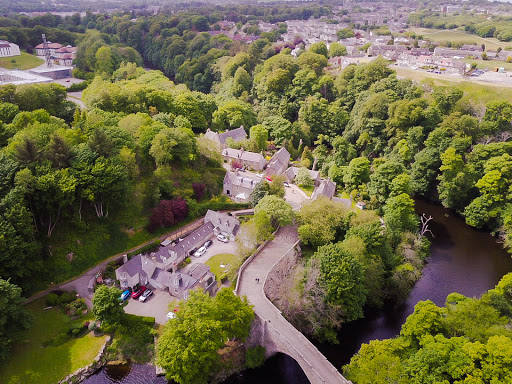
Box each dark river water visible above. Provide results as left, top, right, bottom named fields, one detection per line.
left=83, top=199, right=512, bottom=384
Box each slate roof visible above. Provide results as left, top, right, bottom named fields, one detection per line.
left=312, top=178, right=337, bottom=200
left=204, top=209, right=240, bottom=236
left=265, top=148, right=290, bottom=176
left=204, top=126, right=247, bottom=146
left=117, top=254, right=143, bottom=277
left=284, top=166, right=319, bottom=182
left=223, top=171, right=260, bottom=190
left=222, top=148, right=265, bottom=164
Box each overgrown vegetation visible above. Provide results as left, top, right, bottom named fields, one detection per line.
left=344, top=273, right=512, bottom=383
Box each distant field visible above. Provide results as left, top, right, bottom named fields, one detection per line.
left=462, top=58, right=512, bottom=71
left=409, top=28, right=511, bottom=51
left=394, top=67, right=512, bottom=103
left=0, top=51, right=43, bottom=70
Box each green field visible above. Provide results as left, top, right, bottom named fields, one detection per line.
left=409, top=28, right=510, bottom=51
left=394, top=67, right=512, bottom=103
left=0, top=298, right=108, bottom=384
left=0, top=52, right=43, bottom=70
left=206, top=253, right=240, bottom=282
left=299, top=185, right=314, bottom=197
left=462, top=58, right=512, bottom=71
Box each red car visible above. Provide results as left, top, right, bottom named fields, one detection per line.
left=131, top=286, right=147, bottom=299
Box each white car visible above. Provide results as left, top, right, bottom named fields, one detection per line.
left=194, top=246, right=207, bottom=257
left=139, top=289, right=153, bottom=302
left=166, top=311, right=176, bottom=321
left=217, top=234, right=228, bottom=243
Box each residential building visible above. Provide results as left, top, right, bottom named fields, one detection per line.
left=35, top=42, right=63, bottom=56
left=0, top=41, right=20, bottom=57
left=204, top=209, right=240, bottom=241
left=223, top=170, right=260, bottom=202
left=204, top=126, right=247, bottom=147
left=311, top=178, right=337, bottom=200
left=115, top=210, right=238, bottom=298
left=433, top=47, right=481, bottom=59
left=54, top=45, right=77, bottom=66
left=284, top=166, right=320, bottom=186
left=265, top=148, right=291, bottom=177
left=222, top=147, right=267, bottom=171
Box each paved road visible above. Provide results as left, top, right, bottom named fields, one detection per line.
left=238, top=226, right=349, bottom=384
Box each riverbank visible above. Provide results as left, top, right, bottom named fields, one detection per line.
left=316, top=198, right=512, bottom=368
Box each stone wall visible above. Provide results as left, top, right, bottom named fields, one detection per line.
left=263, top=244, right=300, bottom=303
left=58, top=335, right=111, bottom=384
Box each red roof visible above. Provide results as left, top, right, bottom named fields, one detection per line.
left=35, top=42, right=63, bottom=49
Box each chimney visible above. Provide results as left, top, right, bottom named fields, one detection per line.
left=122, top=254, right=128, bottom=263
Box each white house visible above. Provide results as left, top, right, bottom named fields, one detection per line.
left=0, top=41, right=20, bottom=58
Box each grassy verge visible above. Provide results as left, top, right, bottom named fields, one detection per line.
left=0, top=52, right=44, bottom=70
left=206, top=253, right=240, bottom=283
left=0, top=298, right=108, bottom=384
left=394, top=67, right=512, bottom=103
left=408, top=28, right=509, bottom=50
left=462, top=58, right=512, bottom=71
left=299, top=185, right=314, bottom=197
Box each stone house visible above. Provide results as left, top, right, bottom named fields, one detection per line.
left=204, top=209, right=240, bottom=241
left=284, top=166, right=320, bottom=186
left=35, top=42, right=63, bottom=56
left=223, top=170, right=260, bottom=202
left=265, top=148, right=291, bottom=177
left=311, top=178, right=337, bottom=200
left=222, top=148, right=267, bottom=171
left=115, top=210, right=239, bottom=297
left=204, top=126, right=247, bottom=147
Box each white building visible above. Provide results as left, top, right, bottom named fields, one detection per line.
left=0, top=41, right=20, bottom=58
left=35, top=42, right=63, bottom=57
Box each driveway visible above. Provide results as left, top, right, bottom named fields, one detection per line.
left=189, top=237, right=238, bottom=267
left=284, top=184, right=308, bottom=210
left=124, top=290, right=178, bottom=325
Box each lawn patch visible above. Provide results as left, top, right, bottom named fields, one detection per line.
left=0, top=298, right=107, bottom=384
left=0, top=52, right=44, bottom=70
left=299, top=185, right=314, bottom=197
left=206, top=253, right=241, bottom=284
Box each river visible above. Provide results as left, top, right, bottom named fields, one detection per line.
left=83, top=199, right=512, bottom=383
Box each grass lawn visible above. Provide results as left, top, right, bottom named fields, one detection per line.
left=0, top=298, right=108, bottom=384
left=206, top=253, right=241, bottom=282
left=408, top=28, right=510, bottom=51
left=0, top=52, right=44, bottom=70
left=394, top=67, right=512, bottom=103
left=298, top=185, right=314, bottom=197
left=462, top=58, right=512, bottom=72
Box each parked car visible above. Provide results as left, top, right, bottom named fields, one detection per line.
left=189, top=247, right=198, bottom=256
left=283, top=182, right=290, bottom=188
left=166, top=311, right=176, bottom=321
left=119, top=290, right=131, bottom=301
left=217, top=234, right=228, bottom=243
left=204, top=239, right=213, bottom=248
left=139, top=288, right=153, bottom=302
left=194, top=246, right=207, bottom=257
left=131, top=286, right=147, bottom=299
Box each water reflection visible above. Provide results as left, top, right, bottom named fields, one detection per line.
left=83, top=354, right=309, bottom=384
left=316, top=198, right=512, bottom=368
left=82, top=364, right=168, bottom=384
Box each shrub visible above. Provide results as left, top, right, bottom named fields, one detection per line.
left=67, top=81, right=88, bottom=92
left=45, top=293, right=59, bottom=306
left=88, top=322, right=98, bottom=332
left=245, top=346, right=266, bottom=368
left=58, top=292, right=77, bottom=305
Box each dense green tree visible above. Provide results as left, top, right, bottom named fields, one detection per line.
left=0, top=278, right=32, bottom=362
left=314, top=242, right=367, bottom=321
left=343, top=157, right=370, bottom=192
left=254, top=195, right=294, bottom=228
left=156, top=289, right=254, bottom=384
left=298, top=197, right=350, bottom=247
left=92, top=285, right=123, bottom=325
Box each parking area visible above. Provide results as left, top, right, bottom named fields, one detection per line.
left=123, top=289, right=178, bottom=325
left=189, top=236, right=238, bottom=266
